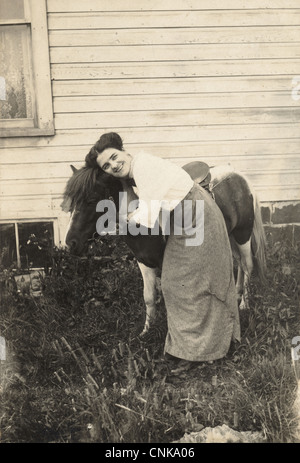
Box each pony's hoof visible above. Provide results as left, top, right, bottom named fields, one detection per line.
left=239, top=297, right=249, bottom=310
left=139, top=326, right=150, bottom=337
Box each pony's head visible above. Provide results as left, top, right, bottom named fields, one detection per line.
left=61, top=164, right=121, bottom=256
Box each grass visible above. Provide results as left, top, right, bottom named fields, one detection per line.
left=0, top=235, right=299, bottom=443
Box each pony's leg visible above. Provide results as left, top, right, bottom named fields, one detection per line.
left=235, top=265, right=244, bottom=305
left=137, top=262, right=157, bottom=335
left=236, top=240, right=253, bottom=310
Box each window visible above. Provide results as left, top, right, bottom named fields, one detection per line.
left=0, top=220, right=54, bottom=269
left=0, top=0, right=54, bottom=137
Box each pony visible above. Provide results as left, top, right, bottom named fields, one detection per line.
left=61, top=161, right=266, bottom=335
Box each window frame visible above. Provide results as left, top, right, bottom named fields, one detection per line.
left=0, top=218, right=58, bottom=268
left=0, top=0, right=54, bottom=137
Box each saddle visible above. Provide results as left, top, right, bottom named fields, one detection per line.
left=182, top=161, right=212, bottom=191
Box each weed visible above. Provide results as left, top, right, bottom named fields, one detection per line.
left=0, top=237, right=299, bottom=442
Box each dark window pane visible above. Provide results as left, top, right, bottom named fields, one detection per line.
left=0, top=0, right=25, bottom=20
left=18, top=222, right=54, bottom=269
left=0, top=25, right=34, bottom=120
left=0, top=223, right=16, bottom=267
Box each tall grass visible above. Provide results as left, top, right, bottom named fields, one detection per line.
left=0, top=236, right=299, bottom=443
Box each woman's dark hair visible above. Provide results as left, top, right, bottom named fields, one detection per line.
left=85, top=132, right=124, bottom=169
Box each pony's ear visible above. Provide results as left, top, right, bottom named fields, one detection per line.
left=70, top=165, right=78, bottom=173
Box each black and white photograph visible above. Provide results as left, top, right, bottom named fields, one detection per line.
left=0, top=0, right=300, bottom=446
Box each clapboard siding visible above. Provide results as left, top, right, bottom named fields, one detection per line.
left=54, top=109, right=300, bottom=130
left=52, top=76, right=299, bottom=96
left=51, top=61, right=300, bottom=80
left=47, top=0, right=300, bottom=12
left=49, top=27, right=300, bottom=47
left=50, top=43, right=300, bottom=63
left=2, top=125, right=300, bottom=149
left=0, top=0, right=299, bottom=238
left=53, top=93, right=298, bottom=112
left=2, top=125, right=300, bottom=148
left=47, top=11, right=300, bottom=29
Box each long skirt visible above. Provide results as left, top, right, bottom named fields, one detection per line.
left=161, top=183, right=240, bottom=362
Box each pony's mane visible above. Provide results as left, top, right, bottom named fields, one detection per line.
left=62, top=166, right=102, bottom=212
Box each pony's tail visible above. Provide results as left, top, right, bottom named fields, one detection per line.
left=251, top=193, right=267, bottom=281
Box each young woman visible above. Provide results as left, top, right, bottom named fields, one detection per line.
left=86, top=132, right=240, bottom=372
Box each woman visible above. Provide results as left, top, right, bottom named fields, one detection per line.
left=86, top=132, right=240, bottom=372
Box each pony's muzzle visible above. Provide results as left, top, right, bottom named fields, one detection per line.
left=66, top=237, right=78, bottom=254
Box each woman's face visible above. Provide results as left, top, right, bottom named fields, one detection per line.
left=97, top=148, right=132, bottom=178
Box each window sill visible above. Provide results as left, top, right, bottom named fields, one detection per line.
left=0, top=125, right=55, bottom=138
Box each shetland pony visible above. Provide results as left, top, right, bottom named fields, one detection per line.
left=61, top=162, right=266, bottom=335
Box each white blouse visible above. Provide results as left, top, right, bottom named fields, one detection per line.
left=128, top=152, right=194, bottom=228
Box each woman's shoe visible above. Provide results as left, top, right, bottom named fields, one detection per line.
left=170, top=359, right=214, bottom=375
left=170, top=359, right=196, bottom=375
